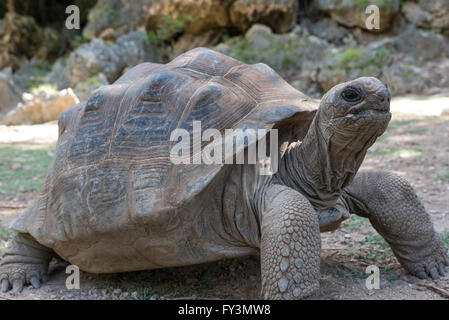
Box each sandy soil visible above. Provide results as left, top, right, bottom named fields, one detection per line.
left=0, top=96, right=448, bottom=300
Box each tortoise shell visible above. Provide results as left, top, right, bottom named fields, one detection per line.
left=12, top=48, right=317, bottom=246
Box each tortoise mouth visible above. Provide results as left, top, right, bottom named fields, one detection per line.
left=346, top=108, right=390, bottom=118
left=335, top=103, right=391, bottom=120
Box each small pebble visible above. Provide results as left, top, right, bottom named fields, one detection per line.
left=120, top=292, right=129, bottom=299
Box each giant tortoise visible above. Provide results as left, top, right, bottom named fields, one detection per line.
left=1, top=48, right=448, bottom=299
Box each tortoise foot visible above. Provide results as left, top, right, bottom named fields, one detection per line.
left=0, top=234, right=53, bottom=293
left=399, top=236, right=449, bottom=281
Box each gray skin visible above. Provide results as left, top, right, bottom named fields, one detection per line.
left=1, top=75, right=448, bottom=299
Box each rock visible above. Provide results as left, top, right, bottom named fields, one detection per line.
left=119, top=292, right=129, bottom=299
left=11, top=58, right=53, bottom=92
left=46, top=59, right=70, bottom=90
left=114, top=29, right=158, bottom=67
left=83, top=0, right=148, bottom=40
left=0, top=12, right=61, bottom=70
left=215, top=24, right=329, bottom=73
left=113, top=288, right=122, bottom=296
left=380, top=58, right=449, bottom=96
left=314, top=0, right=400, bottom=32
left=380, top=62, right=427, bottom=96
left=402, top=0, right=449, bottom=33
left=66, top=38, right=122, bottom=88
left=417, top=59, right=449, bottom=94
left=73, top=73, right=109, bottom=103
left=66, top=29, right=157, bottom=88
left=84, top=0, right=233, bottom=40
left=229, top=0, right=298, bottom=33
left=170, top=30, right=225, bottom=59
left=2, top=88, right=79, bottom=125
left=245, top=24, right=275, bottom=49
left=83, top=0, right=298, bottom=41
left=303, top=18, right=351, bottom=45
left=391, top=26, right=447, bottom=61
left=0, top=68, right=23, bottom=115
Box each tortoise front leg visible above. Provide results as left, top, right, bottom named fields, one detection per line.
left=260, top=184, right=321, bottom=299
left=343, top=170, right=449, bottom=280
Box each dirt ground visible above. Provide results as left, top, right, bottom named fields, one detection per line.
left=0, top=97, right=448, bottom=300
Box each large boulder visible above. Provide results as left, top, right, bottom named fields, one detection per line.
left=314, top=0, right=400, bottom=32
left=381, top=59, right=449, bottom=96
left=303, top=18, right=352, bottom=45
left=45, top=58, right=70, bottom=90
left=0, top=13, right=61, bottom=70
left=62, top=29, right=157, bottom=88
left=2, top=88, right=79, bottom=125
left=66, top=38, right=122, bottom=88
left=391, top=26, right=447, bottom=61
left=83, top=0, right=298, bottom=41
left=215, top=24, right=329, bottom=73
left=402, top=0, right=449, bottom=34
left=83, top=0, right=150, bottom=40
left=229, top=0, right=298, bottom=33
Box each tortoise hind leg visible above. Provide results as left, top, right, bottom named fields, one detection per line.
left=342, top=170, right=449, bottom=280
left=0, top=233, right=54, bottom=293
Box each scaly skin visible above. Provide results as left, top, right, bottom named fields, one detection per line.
left=260, top=184, right=321, bottom=299
left=343, top=170, right=449, bottom=279
left=0, top=233, right=53, bottom=293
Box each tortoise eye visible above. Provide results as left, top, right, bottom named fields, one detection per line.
left=341, top=88, right=362, bottom=103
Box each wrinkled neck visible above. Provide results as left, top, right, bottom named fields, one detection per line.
left=277, top=112, right=378, bottom=209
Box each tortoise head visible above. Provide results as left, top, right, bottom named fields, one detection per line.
left=285, top=77, right=392, bottom=209
left=317, top=77, right=391, bottom=136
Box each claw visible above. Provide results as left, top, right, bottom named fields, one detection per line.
left=417, top=272, right=428, bottom=280
left=30, top=277, right=41, bottom=289
left=12, top=279, right=24, bottom=293
left=429, top=268, right=440, bottom=280
left=1, top=279, right=9, bottom=293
